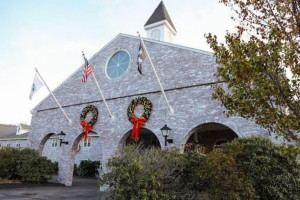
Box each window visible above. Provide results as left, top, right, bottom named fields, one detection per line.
left=83, top=137, right=91, bottom=148
left=106, top=51, right=130, bottom=79
left=151, top=29, right=160, bottom=40
left=16, top=143, right=21, bottom=148
left=51, top=138, right=58, bottom=148
left=7, top=144, right=10, bottom=148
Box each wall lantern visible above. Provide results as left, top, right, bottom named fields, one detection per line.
left=57, top=131, right=69, bottom=146
left=160, top=124, right=173, bottom=146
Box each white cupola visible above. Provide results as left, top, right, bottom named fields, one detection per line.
left=144, top=1, right=177, bottom=43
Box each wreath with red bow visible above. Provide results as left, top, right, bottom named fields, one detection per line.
left=127, top=97, right=152, bottom=140
left=80, top=105, right=98, bottom=141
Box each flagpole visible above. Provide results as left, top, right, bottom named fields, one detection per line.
left=35, top=68, right=72, bottom=125
left=137, top=32, right=174, bottom=115
left=91, top=71, right=115, bottom=121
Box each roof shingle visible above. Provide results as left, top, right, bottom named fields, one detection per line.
left=144, top=1, right=176, bottom=32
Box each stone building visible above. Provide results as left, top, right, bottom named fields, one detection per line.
left=28, top=1, right=266, bottom=186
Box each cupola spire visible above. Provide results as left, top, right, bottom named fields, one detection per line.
left=144, top=1, right=177, bottom=43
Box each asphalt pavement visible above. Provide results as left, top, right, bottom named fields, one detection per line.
left=0, top=176, right=106, bottom=200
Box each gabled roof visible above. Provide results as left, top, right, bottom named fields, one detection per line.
left=20, top=124, right=30, bottom=130
left=144, top=1, right=176, bottom=32
left=0, top=124, right=28, bottom=140
left=32, top=33, right=213, bottom=112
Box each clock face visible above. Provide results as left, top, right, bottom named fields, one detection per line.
left=151, top=29, right=160, bottom=40
left=106, top=51, right=130, bottom=79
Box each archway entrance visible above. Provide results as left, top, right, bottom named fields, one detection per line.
left=71, top=131, right=102, bottom=174
left=118, top=128, right=161, bottom=154
left=39, top=133, right=60, bottom=162
left=184, top=123, right=238, bottom=153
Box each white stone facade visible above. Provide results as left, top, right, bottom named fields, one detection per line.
left=28, top=34, right=267, bottom=186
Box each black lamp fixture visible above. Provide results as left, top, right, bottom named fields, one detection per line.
left=57, top=131, right=69, bottom=146
left=160, top=124, right=173, bottom=146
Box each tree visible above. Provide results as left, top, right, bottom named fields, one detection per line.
left=206, top=0, right=300, bottom=140
left=222, top=136, right=300, bottom=200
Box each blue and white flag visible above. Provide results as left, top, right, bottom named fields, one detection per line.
left=29, top=73, right=43, bottom=100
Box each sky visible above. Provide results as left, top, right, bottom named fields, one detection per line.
left=0, top=0, right=237, bottom=125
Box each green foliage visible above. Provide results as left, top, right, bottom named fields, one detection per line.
left=222, top=136, right=300, bottom=200
left=100, top=137, right=300, bottom=200
left=206, top=0, right=300, bottom=140
left=203, top=151, right=257, bottom=200
left=180, top=151, right=207, bottom=192
left=0, top=148, right=20, bottom=179
left=73, top=163, right=78, bottom=176
left=100, top=146, right=207, bottom=200
left=77, top=160, right=101, bottom=177
left=0, top=148, right=57, bottom=183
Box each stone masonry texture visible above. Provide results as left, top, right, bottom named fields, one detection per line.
left=28, top=34, right=267, bottom=186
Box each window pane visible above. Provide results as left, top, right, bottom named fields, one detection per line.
left=107, top=51, right=130, bottom=79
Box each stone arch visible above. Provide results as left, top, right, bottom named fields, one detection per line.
left=116, top=128, right=161, bottom=155
left=39, top=133, right=55, bottom=155
left=181, top=122, right=238, bottom=153
left=69, top=131, right=102, bottom=178
left=70, top=131, right=100, bottom=163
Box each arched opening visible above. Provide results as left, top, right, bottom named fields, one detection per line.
left=71, top=131, right=102, bottom=177
left=39, top=133, right=55, bottom=154
left=117, top=128, right=161, bottom=154
left=39, top=133, right=60, bottom=162
left=184, top=123, right=238, bottom=153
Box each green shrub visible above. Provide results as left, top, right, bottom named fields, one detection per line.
left=222, top=136, right=300, bottom=200
left=203, top=151, right=257, bottom=200
left=73, top=164, right=78, bottom=176
left=100, top=137, right=300, bottom=200
left=0, top=148, right=57, bottom=183
left=99, top=146, right=207, bottom=200
left=0, top=148, right=20, bottom=179
left=180, top=151, right=207, bottom=192
left=100, top=146, right=175, bottom=200
left=77, top=160, right=100, bottom=177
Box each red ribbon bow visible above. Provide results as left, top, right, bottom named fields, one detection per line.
left=130, top=116, right=145, bottom=140
left=81, top=119, right=92, bottom=142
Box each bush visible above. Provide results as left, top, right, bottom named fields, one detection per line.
left=222, top=136, right=300, bottom=200
left=99, top=146, right=207, bottom=200
left=0, top=148, right=20, bottom=179
left=77, top=160, right=101, bottom=177
left=100, top=137, right=300, bottom=200
left=0, top=148, right=57, bottom=183
left=100, top=146, right=174, bottom=200
left=73, top=164, right=78, bottom=176
left=203, top=151, right=257, bottom=200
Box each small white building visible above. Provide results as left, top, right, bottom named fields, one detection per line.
left=0, top=124, right=29, bottom=149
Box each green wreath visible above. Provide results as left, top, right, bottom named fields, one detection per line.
left=80, top=105, right=98, bottom=125
left=127, top=97, right=152, bottom=121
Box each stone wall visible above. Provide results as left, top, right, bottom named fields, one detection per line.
left=28, top=34, right=267, bottom=186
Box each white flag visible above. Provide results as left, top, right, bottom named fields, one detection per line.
left=29, top=74, right=43, bottom=100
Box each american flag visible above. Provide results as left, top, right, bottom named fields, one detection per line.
left=81, top=52, right=92, bottom=83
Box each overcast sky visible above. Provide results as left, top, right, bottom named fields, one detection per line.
left=0, top=0, right=236, bottom=125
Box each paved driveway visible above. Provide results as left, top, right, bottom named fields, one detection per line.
left=0, top=176, right=106, bottom=200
